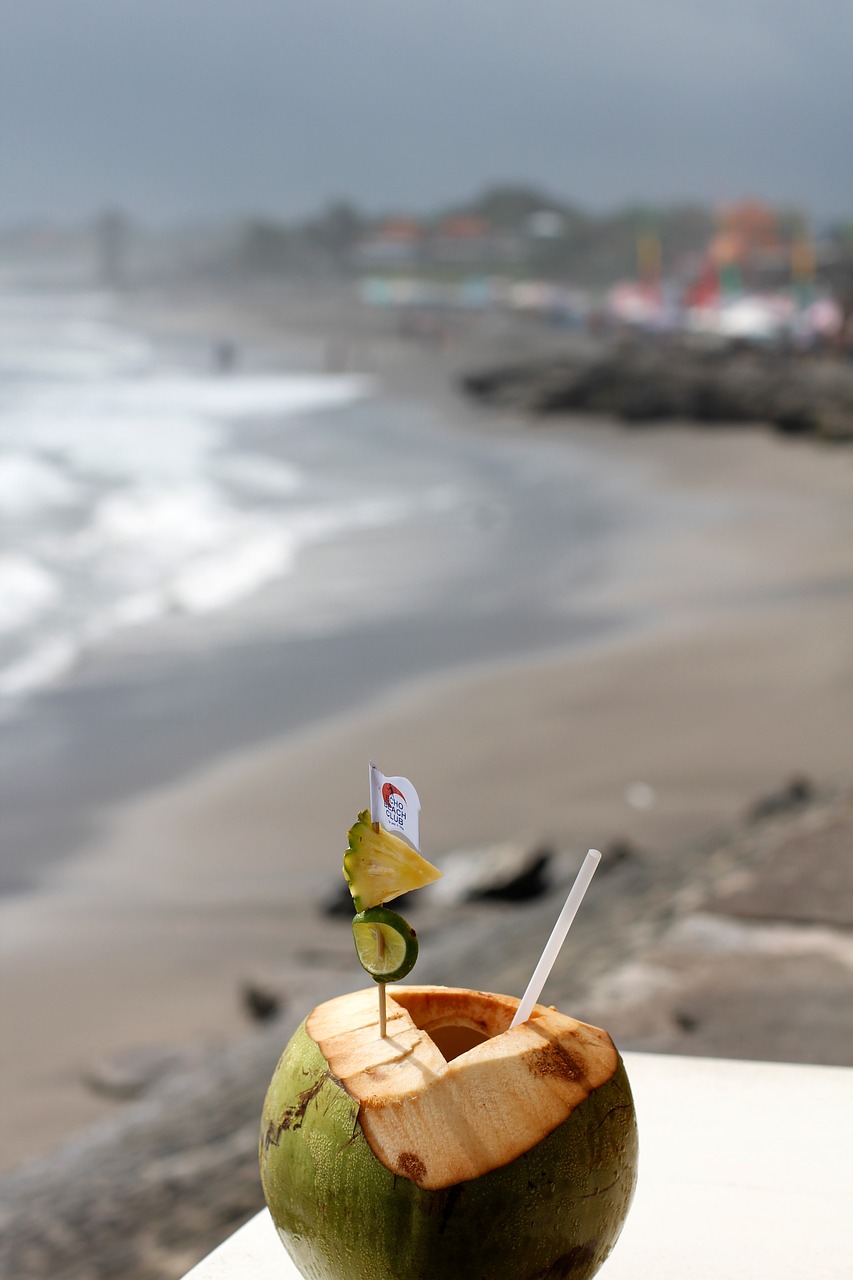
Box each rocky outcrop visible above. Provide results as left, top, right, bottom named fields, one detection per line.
left=0, top=1024, right=286, bottom=1280
left=574, top=786, right=853, bottom=1062
left=461, top=340, right=853, bottom=440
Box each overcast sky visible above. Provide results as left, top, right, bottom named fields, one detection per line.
left=1, top=0, right=850, bottom=226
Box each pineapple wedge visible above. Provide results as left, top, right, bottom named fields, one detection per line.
left=343, top=810, right=442, bottom=911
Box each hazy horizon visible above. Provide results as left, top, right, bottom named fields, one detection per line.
left=2, top=1, right=851, bottom=227
left=0, top=184, right=838, bottom=238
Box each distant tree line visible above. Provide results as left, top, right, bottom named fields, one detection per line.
left=229, top=188, right=853, bottom=293
left=14, top=185, right=842, bottom=292
left=235, top=186, right=726, bottom=285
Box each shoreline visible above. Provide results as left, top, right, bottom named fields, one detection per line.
left=0, top=293, right=659, bottom=896
left=1, top=289, right=852, bottom=1179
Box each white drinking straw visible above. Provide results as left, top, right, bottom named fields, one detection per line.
left=509, top=849, right=601, bottom=1029
left=368, top=762, right=388, bottom=1038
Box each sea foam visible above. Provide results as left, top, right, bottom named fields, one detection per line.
left=0, top=555, right=60, bottom=634
left=0, top=454, right=79, bottom=517
left=0, top=298, right=377, bottom=706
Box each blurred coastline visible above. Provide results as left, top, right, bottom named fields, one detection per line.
left=0, top=283, right=672, bottom=892
left=0, top=277, right=851, bottom=1275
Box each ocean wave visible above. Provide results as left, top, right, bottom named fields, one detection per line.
left=0, top=299, right=385, bottom=709
left=169, top=530, right=296, bottom=613
left=212, top=453, right=302, bottom=497
left=88, top=484, right=231, bottom=555
left=0, top=409, right=222, bottom=483
left=0, top=634, right=78, bottom=699
left=0, top=300, right=154, bottom=381
left=3, top=372, right=371, bottom=422
left=82, top=591, right=167, bottom=643
left=0, top=555, right=60, bottom=635
left=88, top=373, right=373, bottom=416
left=0, top=490, right=425, bottom=707
left=0, top=453, right=80, bottom=517
left=0, top=373, right=371, bottom=485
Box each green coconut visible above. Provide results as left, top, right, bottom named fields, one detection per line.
left=260, top=985, right=638, bottom=1280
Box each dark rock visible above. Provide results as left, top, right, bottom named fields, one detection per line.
left=321, top=880, right=355, bottom=918
left=466, top=847, right=552, bottom=903
left=673, top=1009, right=701, bottom=1033
left=0, top=1025, right=286, bottom=1280
left=599, top=839, right=642, bottom=872
left=461, top=339, right=853, bottom=439
left=459, top=363, right=544, bottom=402
left=713, top=799, right=853, bottom=929
left=241, top=981, right=285, bottom=1024
left=382, top=889, right=421, bottom=913
left=746, top=775, right=815, bottom=823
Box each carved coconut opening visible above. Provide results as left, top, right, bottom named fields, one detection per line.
left=427, top=1023, right=490, bottom=1061
left=304, top=986, right=622, bottom=1190
left=392, top=988, right=514, bottom=1062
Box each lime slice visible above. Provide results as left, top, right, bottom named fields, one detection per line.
left=352, top=906, right=419, bottom=983
left=343, top=810, right=442, bottom=912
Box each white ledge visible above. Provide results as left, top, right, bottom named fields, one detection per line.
left=184, top=1051, right=853, bottom=1279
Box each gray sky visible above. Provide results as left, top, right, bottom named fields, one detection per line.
left=1, top=0, right=850, bottom=225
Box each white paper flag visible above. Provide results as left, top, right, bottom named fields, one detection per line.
left=369, top=762, right=421, bottom=849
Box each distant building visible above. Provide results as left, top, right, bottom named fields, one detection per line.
left=355, top=218, right=425, bottom=267
left=357, top=210, right=526, bottom=274
left=429, top=215, right=521, bottom=266
left=431, top=215, right=491, bottom=264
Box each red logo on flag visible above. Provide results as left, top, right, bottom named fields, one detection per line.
left=382, top=782, right=405, bottom=808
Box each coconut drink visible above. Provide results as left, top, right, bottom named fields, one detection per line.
left=260, top=767, right=638, bottom=1280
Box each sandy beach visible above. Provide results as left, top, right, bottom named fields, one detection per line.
left=1, top=295, right=852, bottom=1186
